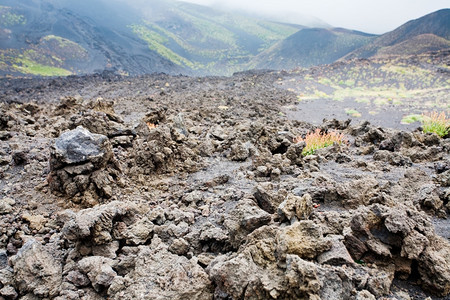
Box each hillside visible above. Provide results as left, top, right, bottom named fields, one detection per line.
left=279, top=50, right=450, bottom=128
left=1, top=1, right=448, bottom=77
left=127, top=1, right=301, bottom=74
left=345, top=8, right=450, bottom=59
left=252, top=9, right=450, bottom=71
left=0, top=0, right=303, bottom=77
left=374, top=33, right=450, bottom=57
left=250, top=27, right=376, bottom=69
left=0, top=0, right=183, bottom=76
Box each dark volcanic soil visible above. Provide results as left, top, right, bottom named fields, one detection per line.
left=0, top=54, right=449, bottom=300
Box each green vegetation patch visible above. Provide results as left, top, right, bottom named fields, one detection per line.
left=355, top=98, right=370, bottom=104
left=130, top=24, right=196, bottom=68
left=40, top=35, right=88, bottom=60
left=175, top=9, right=237, bottom=47
left=294, top=129, right=346, bottom=156
left=13, top=57, right=72, bottom=76
left=129, top=3, right=299, bottom=75
left=42, top=35, right=84, bottom=49
left=0, top=7, right=26, bottom=27
left=374, top=98, right=389, bottom=106
left=421, top=112, right=449, bottom=137
left=345, top=109, right=362, bottom=117
left=401, top=114, right=423, bottom=124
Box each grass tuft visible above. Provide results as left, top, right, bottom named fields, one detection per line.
left=421, top=111, right=449, bottom=137
left=345, top=109, right=361, bottom=117
left=294, top=129, right=346, bottom=156
left=401, top=114, right=423, bottom=124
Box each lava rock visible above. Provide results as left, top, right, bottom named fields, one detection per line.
left=78, top=256, right=117, bottom=292
left=48, top=126, right=118, bottom=202
left=111, top=237, right=213, bottom=299
left=278, top=193, right=313, bottom=223
left=50, top=126, right=112, bottom=169
left=11, top=240, right=62, bottom=298
left=317, top=235, right=354, bottom=266
left=278, top=221, right=332, bottom=260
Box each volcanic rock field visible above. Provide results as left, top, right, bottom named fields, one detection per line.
left=0, top=54, right=449, bottom=299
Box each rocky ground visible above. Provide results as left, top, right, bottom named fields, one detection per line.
left=0, top=56, right=449, bottom=299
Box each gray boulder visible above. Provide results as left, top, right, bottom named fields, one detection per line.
left=11, top=240, right=62, bottom=298
left=63, top=201, right=140, bottom=246
left=49, top=126, right=118, bottom=203
left=78, top=256, right=117, bottom=292
left=278, top=193, right=313, bottom=223
left=50, top=126, right=112, bottom=169
left=110, top=236, right=213, bottom=300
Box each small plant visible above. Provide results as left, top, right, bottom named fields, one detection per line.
left=421, top=111, right=449, bottom=137
left=345, top=109, right=361, bottom=118
left=401, top=114, right=423, bottom=124
left=294, top=129, right=346, bottom=156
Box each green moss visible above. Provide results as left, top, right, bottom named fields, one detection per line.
left=130, top=25, right=196, bottom=68
left=13, top=57, right=71, bottom=76
left=345, top=109, right=362, bottom=117
left=355, top=98, right=370, bottom=104
left=175, top=10, right=237, bottom=46
left=374, top=98, right=389, bottom=106
left=0, top=8, right=26, bottom=27
left=401, top=114, right=423, bottom=124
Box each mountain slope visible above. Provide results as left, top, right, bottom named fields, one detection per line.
left=374, top=34, right=450, bottom=57
left=0, top=0, right=302, bottom=77
left=0, top=0, right=184, bottom=76
left=126, top=1, right=301, bottom=74
left=251, top=28, right=376, bottom=69
left=345, top=8, right=450, bottom=59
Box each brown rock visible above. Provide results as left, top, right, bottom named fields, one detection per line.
left=344, top=234, right=368, bottom=260
left=111, top=237, right=212, bottom=300
left=278, top=221, right=332, bottom=259
left=317, top=235, right=354, bottom=266
left=0, top=198, right=14, bottom=215
left=253, top=183, right=287, bottom=214
left=0, top=285, right=17, bottom=299
left=66, top=270, right=90, bottom=287
left=401, top=231, right=429, bottom=260
left=169, top=238, right=190, bottom=256
left=11, top=240, right=62, bottom=298
left=22, top=214, right=47, bottom=232
left=278, top=193, right=313, bottom=222
left=78, top=256, right=117, bottom=292
left=366, top=239, right=392, bottom=257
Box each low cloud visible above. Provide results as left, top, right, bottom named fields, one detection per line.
left=180, top=0, right=449, bottom=34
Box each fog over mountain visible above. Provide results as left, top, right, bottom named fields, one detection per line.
left=0, top=0, right=448, bottom=77
left=182, top=0, right=449, bottom=34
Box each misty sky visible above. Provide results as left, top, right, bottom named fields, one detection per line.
left=180, top=0, right=449, bottom=34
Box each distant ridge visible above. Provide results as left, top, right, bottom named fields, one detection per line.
left=344, top=9, right=450, bottom=59
left=0, top=1, right=448, bottom=77
left=250, top=28, right=376, bottom=69
left=0, top=0, right=302, bottom=76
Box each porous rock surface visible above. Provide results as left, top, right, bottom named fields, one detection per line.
left=0, top=70, right=449, bottom=299
left=48, top=125, right=120, bottom=206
